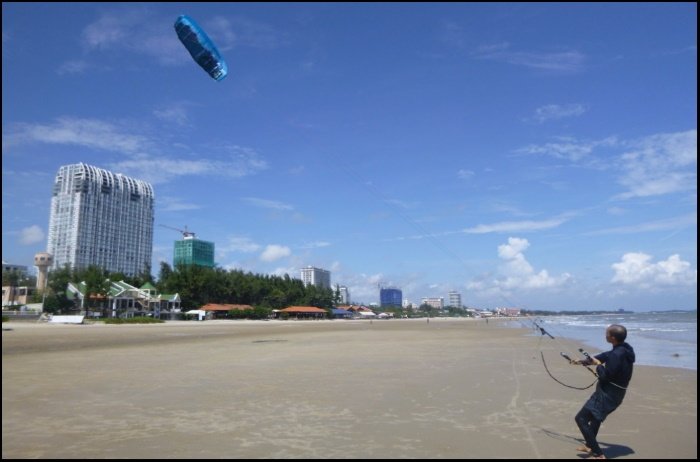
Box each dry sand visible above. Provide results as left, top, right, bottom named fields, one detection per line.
left=2, top=318, right=696, bottom=459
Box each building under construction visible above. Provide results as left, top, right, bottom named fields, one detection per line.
left=161, top=225, right=215, bottom=268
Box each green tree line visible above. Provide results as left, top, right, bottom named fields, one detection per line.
left=157, top=262, right=336, bottom=309
left=38, top=263, right=336, bottom=314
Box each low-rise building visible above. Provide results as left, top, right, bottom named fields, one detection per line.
left=421, top=297, right=444, bottom=310
left=66, top=280, right=180, bottom=318
left=275, top=306, right=327, bottom=319
left=1, top=286, right=36, bottom=307
left=200, top=303, right=255, bottom=319
left=495, top=307, right=521, bottom=317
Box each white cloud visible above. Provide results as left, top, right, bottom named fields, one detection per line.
left=110, top=145, right=268, bottom=184
left=222, top=236, right=261, bottom=254
left=439, top=21, right=466, bottom=48
left=110, top=158, right=212, bottom=184
left=606, top=206, right=627, bottom=216
left=300, top=241, right=331, bottom=249
left=586, top=213, right=697, bottom=236
left=518, top=136, right=618, bottom=163
left=468, top=237, right=571, bottom=294
left=383, top=198, right=420, bottom=210
left=616, top=129, right=697, bottom=199
left=153, top=104, right=190, bottom=126
left=517, top=129, right=697, bottom=200
left=157, top=196, right=201, bottom=212
left=260, top=245, right=291, bottom=262
left=498, top=237, right=570, bottom=289
left=243, top=197, right=294, bottom=211
left=360, top=273, right=384, bottom=288
left=82, top=14, right=127, bottom=48
left=474, top=43, right=585, bottom=72
left=387, top=214, right=571, bottom=242
left=464, top=217, right=568, bottom=234
left=81, top=11, right=185, bottom=65
left=497, top=237, right=530, bottom=259
left=457, top=169, right=475, bottom=180
left=56, top=60, right=89, bottom=75
left=269, top=266, right=298, bottom=277
left=19, top=225, right=44, bottom=245
left=532, top=103, right=588, bottom=123
left=337, top=272, right=385, bottom=304
left=5, top=117, right=152, bottom=155
left=225, top=16, right=282, bottom=50
left=80, top=11, right=278, bottom=69
left=611, top=252, right=697, bottom=288
left=4, top=117, right=268, bottom=186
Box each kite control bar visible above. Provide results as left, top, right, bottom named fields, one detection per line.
left=559, top=349, right=599, bottom=377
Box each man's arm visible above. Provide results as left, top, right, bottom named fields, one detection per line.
left=595, top=350, right=622, bottom=382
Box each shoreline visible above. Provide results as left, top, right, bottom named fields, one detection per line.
left=3, top=318, right=696, bottom=459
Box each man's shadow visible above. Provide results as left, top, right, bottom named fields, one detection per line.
left=581, top=443, right=635, bottom=459
left=539, top=428, right=635, bottom=459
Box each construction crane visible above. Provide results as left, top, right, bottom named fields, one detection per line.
left=159, top=224, right=196, bottom=239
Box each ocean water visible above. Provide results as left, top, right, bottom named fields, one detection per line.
left=510, top=311, right=697, bottom=371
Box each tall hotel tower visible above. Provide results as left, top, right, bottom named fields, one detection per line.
left=300, top=266, right=331, bottom=289
left=47, top=163, right=154, bottom=277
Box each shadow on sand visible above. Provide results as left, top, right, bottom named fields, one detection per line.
left=540, top=428, right=635, bottom=459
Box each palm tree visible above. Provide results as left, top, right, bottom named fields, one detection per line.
left=81, top=266, right=110, bottom=318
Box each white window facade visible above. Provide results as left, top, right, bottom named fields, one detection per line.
left=300, top=266, right=331, bottom=289
left=47, top=163, right=154, bottom=277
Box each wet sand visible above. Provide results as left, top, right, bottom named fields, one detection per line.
left=2, top=318, right=696, bottom=459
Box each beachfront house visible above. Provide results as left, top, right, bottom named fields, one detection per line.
left=331, top=308, right=353, bottom=319
left=200, top=303, right=255, bottom=319
left=66, top=280, right=181, bottom=319
left=275, top=306, right=328, bottom=319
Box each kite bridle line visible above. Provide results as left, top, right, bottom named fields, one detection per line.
left=529, top=317, right=599, bottom=391
left=308, top=146, right=609, bottom=392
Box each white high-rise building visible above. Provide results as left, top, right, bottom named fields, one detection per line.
left=47, top=163, right=154, bottom=277
left=448, top=291, right=462, bottom=308
left=336, top=285, right=350, bottom=304
left=300, top=266, right=331, bottom=289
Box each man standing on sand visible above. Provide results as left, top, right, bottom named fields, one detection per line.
left=571, top=324, right=635, bottom=460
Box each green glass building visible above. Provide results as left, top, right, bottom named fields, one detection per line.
left=174, top=237, right=215, bottom=268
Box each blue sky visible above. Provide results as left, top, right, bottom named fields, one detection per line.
left=2, top=3, right=697, bottom=311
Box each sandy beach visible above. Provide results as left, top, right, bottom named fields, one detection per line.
left=2, top=318, right=696, bottom=459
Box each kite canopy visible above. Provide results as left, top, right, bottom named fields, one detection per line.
left=174, top=14, right=228, bottom=81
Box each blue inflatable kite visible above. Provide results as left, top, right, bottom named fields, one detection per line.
left=174, top=15, right=228, bottom=81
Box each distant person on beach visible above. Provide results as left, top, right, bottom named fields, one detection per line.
left=571, top=324, right=635, bottom=459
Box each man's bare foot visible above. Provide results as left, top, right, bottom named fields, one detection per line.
left=590, top=454, right=606, bottom=459
left=576, top=445, right=592, bottom=453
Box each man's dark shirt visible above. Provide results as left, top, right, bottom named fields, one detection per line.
left=584, top=342, right=635, bottom=421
